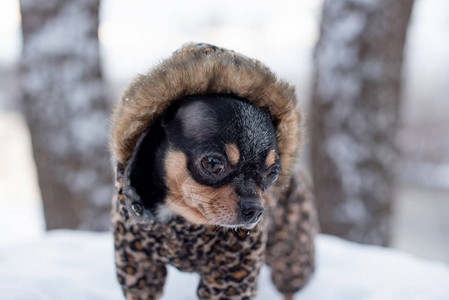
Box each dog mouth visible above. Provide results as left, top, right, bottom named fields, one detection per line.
left=198, top=203, right=263, bottom=228
left=165, top=196, right=264, bottom=228
left=165, top=177, right=265, bottom=227
left=219, top=222, right=259, bottom=230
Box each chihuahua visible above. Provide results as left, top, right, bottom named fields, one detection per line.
left=111, top=43, right=316, bottom=300
left=129, top=93, right=280, bottom=228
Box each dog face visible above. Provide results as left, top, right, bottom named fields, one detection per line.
left=161, top=94, right=280, bottom=228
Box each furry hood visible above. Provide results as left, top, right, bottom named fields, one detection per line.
left=110, top=43, right=303, bottom=187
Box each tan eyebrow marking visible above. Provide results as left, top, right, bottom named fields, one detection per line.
left=265, top=150, right=277, bottom=167
left=225, top=144, right=240, bottom=165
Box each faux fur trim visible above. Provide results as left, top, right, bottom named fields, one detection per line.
left=110, top=43, right=304, bottom=187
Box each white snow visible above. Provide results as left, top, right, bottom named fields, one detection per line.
left=0, top=112, right=45, bottom=246
left=0, top=230, right=448, bottom=300
left=98, top=0, right=321, bottom=103
left=400, top=161, right=449, bottom=189
left=0, top=0, right=448, bottom=297
left=0, top=0, right=21, bottom=64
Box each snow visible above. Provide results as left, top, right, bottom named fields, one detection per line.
left=98, top=0, right=321, bottom=102
left=0, top=230, right=448, bottom=300
left=0, top=0, right=21, bottom=64
left=0, top=112, right=45, bottom=246
left=0, top=0, right=448, bottom=296
left=21, top=0, right=109, bottom=156
left=400, top=162, right=449, bottom=189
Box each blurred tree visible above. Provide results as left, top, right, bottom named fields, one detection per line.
left=310, top=0, right=414, bottom=245
left=20, top=0, right=112, bottom=230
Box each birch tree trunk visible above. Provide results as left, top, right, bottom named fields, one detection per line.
left=310, top=0, right=414, bottom=245
left=20, top=0, right=112, bottom=230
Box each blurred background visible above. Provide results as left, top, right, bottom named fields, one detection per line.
left=0, top=0, right=448, bottom=263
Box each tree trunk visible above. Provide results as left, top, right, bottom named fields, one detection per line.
left=310, top=0, right=414, bottom=245
left=20, top=0, right=112, bottom=230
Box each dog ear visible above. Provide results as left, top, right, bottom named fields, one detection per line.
left=160, top=103, right=178, bottom=128
left=124, top=117, right=168, bottom=219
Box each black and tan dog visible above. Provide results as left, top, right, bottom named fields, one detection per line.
left=110, top=43, right=318, bottom=300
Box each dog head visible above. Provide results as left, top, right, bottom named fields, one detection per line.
left=160, top=94, right=280, bottom=228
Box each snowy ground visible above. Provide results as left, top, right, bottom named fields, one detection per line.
left=1, top=230, right=448, bottom=300
left=392, top=184, right=449, bottom=263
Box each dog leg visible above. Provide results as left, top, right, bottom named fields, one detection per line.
left=113, top=220, right=167, bottom=300
left=266, top=170, right=318, bottom=297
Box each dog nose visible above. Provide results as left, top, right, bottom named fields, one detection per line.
left=239, top=201, right=264, bottom=224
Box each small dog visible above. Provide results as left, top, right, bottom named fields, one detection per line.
left=110, top=43, right=317, bottom=300
left=131, top=94, right=280, bottom=228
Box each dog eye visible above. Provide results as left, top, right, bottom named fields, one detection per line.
left=266, top=169, right=279, bottom=184
left=201, top=157, right=225, bottom=175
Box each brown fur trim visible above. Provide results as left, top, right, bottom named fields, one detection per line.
left=110, top=43, right=304, bottom=187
